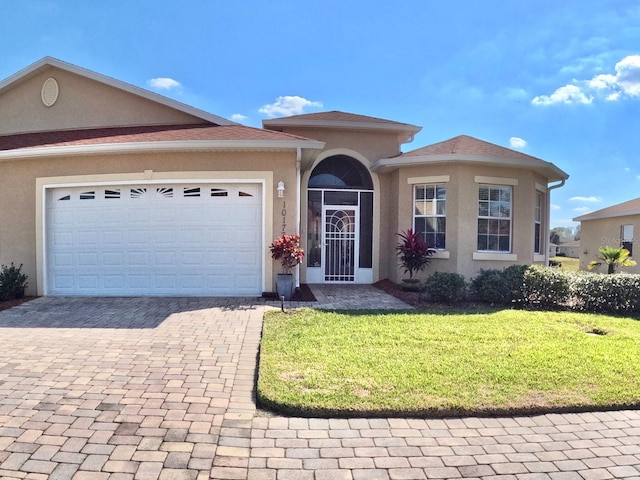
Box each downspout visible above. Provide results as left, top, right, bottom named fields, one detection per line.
left=295, top=147, right=302, bottom=288
left=546, top=179, right=566, bottom=266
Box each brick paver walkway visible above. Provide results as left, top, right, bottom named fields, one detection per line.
left=0, top=294, right=639, bottom=479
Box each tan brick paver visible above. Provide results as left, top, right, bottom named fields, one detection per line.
left=1, top=292, right=640, bottom=479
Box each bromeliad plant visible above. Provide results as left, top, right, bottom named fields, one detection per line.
left=269, top=234, right=305, bottom=273
left=396, top=228, right=435, bottom=280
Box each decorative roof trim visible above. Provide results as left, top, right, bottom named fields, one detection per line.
left=0, top=139, right=325, bottom=161
left=0, top=56, right=236, bottom=126
left=574, top=209, right=640, bottom=222
left=371, top=153, right=569, bottom=182
left=263, top=117, right=422, bottom=144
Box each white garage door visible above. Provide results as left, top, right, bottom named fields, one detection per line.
left=45, top=183, right=263, bottom=296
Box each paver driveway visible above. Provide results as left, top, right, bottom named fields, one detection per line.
left=1, top=295, right=640, bottom=480
left=0, top=297, right=264, bottom=480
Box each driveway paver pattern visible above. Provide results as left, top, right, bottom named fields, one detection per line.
left=0, top=292, right=639, bottom=480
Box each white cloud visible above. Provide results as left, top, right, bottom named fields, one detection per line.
left=503, top=87, right=528, bottom=100
left=550, top=204, right=561, bottom=211
left=532, top=84, right=593, bottom=105
left=231, top=113, right=248, bottom=122
left=616, top=55, right=640, bottom=96
left=259, top=96, right=322, bottom=118
left=148, top=77, right=182, bottom=91
left=573, top=206, right=591, bottom=212
left=532, top=54, right=640, bottom=105
left=570, top=196, right=601, bottom=202
left=509, top=137, right=527, bottom=149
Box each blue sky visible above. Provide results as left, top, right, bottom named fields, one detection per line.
left=2, top=1, right=639, bottom=229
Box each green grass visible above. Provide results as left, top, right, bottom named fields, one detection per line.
left=551, top=256, right=579, bottom=271
left=257, top=308, right=640, bottom=417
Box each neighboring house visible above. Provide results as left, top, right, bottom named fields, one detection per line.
left=574, top=198, right=640, bottom=274
left=556, top=241, right=580, bottom=258
left=549, top=242, right=558, bottom=257
left=0, top=57, right=569, bottom=297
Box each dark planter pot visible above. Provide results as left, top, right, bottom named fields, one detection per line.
left=276, top=273, right=294, bottom=300
left=401, top=278, right=422, bottom=292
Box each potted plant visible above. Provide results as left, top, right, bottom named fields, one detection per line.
left=396, top=229, right=435, bottom=291
left=269, top=233, right=304, bottom=300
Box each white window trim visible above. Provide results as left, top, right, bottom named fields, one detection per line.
left=534, top=191, right=543, bottom=255
left=475, top=175, right=518, bottom=186
left=473, top=252, right=518, bottom=261
left=408, top=175, right=450, bottom=185
left=476, top=184, right=513, bottom=254
left=413, top=183, right=447, bottom=251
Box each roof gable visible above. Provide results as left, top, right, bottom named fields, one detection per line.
left=263, top=110, right=421, bottom=144
left=371, top=134, right=568, bottom=182
left=574, top=197, right=640, bottom=222
left=402, top=135, right=543, bottom=162
left=0, top=57, right=235, bottom=136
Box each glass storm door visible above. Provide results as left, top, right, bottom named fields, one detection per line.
left=323, top=207, right=359, bottom=282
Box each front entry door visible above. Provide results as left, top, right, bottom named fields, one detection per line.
left=323, top=207, right=359, bottom=282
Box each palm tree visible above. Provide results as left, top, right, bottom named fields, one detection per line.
left=588, top=246, right=637, bottom=274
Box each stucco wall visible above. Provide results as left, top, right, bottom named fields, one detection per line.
left=0, top=67, right=204, bottom=135
left=389, top=163, right=549, bottom=281
left=579, top=215, right=640, bottom=274
left=272, top=127, right=403, bottom=162
left=0, top=150, right=296, bottom=295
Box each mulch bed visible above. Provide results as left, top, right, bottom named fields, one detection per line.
left=0, top=296, right=38, bottom=312
left=263, top=284, right=317, bottom=302
left=293, top=284, right=317, bottom=302
left=373, top=279, right=426, bottom=307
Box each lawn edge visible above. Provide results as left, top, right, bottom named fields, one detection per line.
left=256, top=393, right=640, bottom=419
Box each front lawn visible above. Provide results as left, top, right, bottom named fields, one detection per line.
left=551, top=256, right=579, bottom=271
left=257, top=308, right=640, bottom=417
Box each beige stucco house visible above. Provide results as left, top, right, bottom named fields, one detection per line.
left=556, top=241, right=580, bottom=258
left=574, top=198, right=640, bottom=274
left=0, top=57, right=569, bottom=297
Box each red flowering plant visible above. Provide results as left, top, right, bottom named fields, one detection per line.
left=269, top=234, right=305, bottom=274
left=396, top=228, right=436, bottom=280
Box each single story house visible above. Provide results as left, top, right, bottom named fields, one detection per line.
left=556, top=240, right=580, bottom=258
left=574, top=197, right=640, bottom=274
left=0, top=57, right=569, bottom=297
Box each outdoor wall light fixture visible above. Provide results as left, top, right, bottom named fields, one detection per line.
left=277, top=181, right=285, bottom=198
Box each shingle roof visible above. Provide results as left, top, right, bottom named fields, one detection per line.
left=402, top=135, right=544, bottom=162
left=372, top=134, right=569, bottom=182
left=574, top=197, right=640, bottom=222
left=266, top=110, right=417, bottom=127
left=0, top=124, right=315, bottom=151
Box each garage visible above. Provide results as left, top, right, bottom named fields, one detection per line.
left=45, top=182, right=263, bottom=296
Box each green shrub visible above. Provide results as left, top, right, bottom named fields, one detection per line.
left=571, top=272, right=640, bottom=315
left=423, top=272, right=467, bottom=303
left=502, top=265, right=529, bottom=305
left=470, top=265, right=528, bottom=305
left=522, top=265, right=570, bottom=310
left=0, top=263, right=28, bottom=301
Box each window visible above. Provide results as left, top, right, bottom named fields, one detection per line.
left=622, top=224, right=634, bottom=256
left=534, top=192, right=542, bottom=254
left=413, top=184, right=446, bottom=249
left=477, top=185, right=511, bottom=252
left=79, top=191, right=95, bottom=200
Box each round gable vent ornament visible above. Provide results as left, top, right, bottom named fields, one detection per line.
left=41, top=77, right=59, bottom=107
